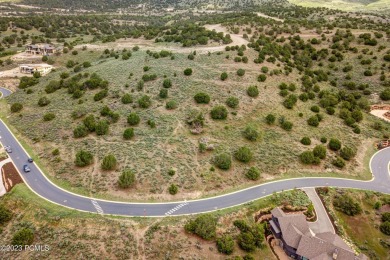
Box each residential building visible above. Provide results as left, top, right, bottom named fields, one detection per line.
left=25, top=44, right=56, bottom=55
left=269, top=207, right=367, bottom=260
left=19, top=64, right=53, bottom=76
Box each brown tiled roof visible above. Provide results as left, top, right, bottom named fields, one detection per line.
left=316, top=232, right=350, bottom=250
left=271, top=208, right=367, bottom=260
left=271, top=207, right=285, bottom=218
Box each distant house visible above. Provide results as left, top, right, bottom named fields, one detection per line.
left=25, top=44, right=57, bottom=56
left=269, top=207, right=367, bottom=260
left=19, top=64, right=53, bottom=76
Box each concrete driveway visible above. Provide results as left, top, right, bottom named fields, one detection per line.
left=303, top=188, right=335, bottom=234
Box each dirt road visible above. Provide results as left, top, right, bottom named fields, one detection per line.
left=81, top=24, right=249, bottom=54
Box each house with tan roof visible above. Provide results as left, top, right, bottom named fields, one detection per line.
left=269, top=207, right=367, bottom=260
left=25, top=44, right=57, bottom=55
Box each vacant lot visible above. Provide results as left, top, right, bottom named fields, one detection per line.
left=2, top=18, right=390, bottom=201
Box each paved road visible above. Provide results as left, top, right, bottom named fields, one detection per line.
left=0, top=87, right=12, bottom=98
left=0, top=86, right=389, bottom=216
left=303, top=188, right=335, bottom=234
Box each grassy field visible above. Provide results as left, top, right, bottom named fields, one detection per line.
left=3, top=23, right=390, bottom=201
left=288, top=0, right=390, bottom=12
left=320, top=188, right=390, bottom=259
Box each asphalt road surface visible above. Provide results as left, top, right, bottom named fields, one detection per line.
left=0, top=87, right=12, bottom=98
left=0, top=87, right=389, bottom=217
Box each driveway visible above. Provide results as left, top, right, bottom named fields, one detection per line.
left=303, top=188, right=335, bottom=234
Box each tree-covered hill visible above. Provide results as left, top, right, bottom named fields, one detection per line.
left=14, top=0, right=288, bottom=11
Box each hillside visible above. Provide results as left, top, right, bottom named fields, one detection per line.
left=3, top=0, right=288, bottom=11
left=288, top=0, right=390, bottom=12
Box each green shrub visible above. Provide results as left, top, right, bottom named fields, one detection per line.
left=332, top=156, right=345, bottom=168
left=280, top=120, right=293, bottom=131
left=340, top=146, right=356, bottom=161
left=220, top=72, right=228, bottom=81
left=0, top=205, right=12, bottom=225
left=168, top=169, right=176, bottom=176
left=247, top=86, right=259, bottom=97
left=320, top=137, right=327, bottom=143
left=184, top=214, right=217, bottom=240
left=300, top=137, right=311, bottom=145
left=142, top=73, right=157, bottom=82
left=246, top=167, right=260, bottom=180
left=313, top=145, right=326, bottom=159
left=127, top=113, right=140, bottom=126
left=311, top=106, right=320, bottom=113
left=52, top=149, right=60, bottom=156
left=300, top=151, right=315, bottom=164
left=380, top=222, right=390, bottom=235
left=123, top=128, right=134, bottom=140
left=210, top=105, right=228, bottom=120
left=328, top=138, right=342, bottom=151
left=307, top=116, right=319, bottom=127
left=194, top=92, right=210, bottom=104
left=238, top=232, right=256, bottom=252
left=121, top=94, right=133, bottom=104
left=168, top=184, right=178, bottom=195
left=10, top=103, right=23, bottom=113
left=326, top=107, right=335, bottom=115
left=38, top=96, right=50, bottom=107
left=138, top=95, right=152, bottom=108
left=261, top=66, right=269, bottom=73
left=380, top=89, right=390, bottom=101
left=118, top=169, right=135, bottom=188
left=333, top=194, right=362, bottom=216
left=83, top=115, right=96, bottom=132
left=166, top=100, right=178, bottom=110
left=237, top=69, right=245, bottom=76
left=43, top=113, right=55, bottom=121
left=243, top=126, right=260, bottom=141
left=12, top=228, right=34, bottom=246
left=94, top=89, right=108, bottom=101
left=184, top=68, right=193, bottom=76
left=159, top=88, right=168, bottom=98
left=73, top=125, right=88, bottom=138
left=216, top=235, right=234, bottom=255
left=213, top=153, right=232, bottom=170
left=226, top=96, right=239, bottom=108
left=95, top=120, right=109, bottom=135
left=382, top=212, right=390, bottom=222
left=235, top=146, right=253, bottom=163
left=265, top=114, right=276, bottom=125
left=163, top=78, right=172, bottom=88
left=74, top=150, right=93, bottom=167
left=283, top=94, right=298, bottom=109
left=101, top=154, right=117, bottom=170
left=83, top=61, right=91, bottom=68
left=257, top=74, right=267, bottom=82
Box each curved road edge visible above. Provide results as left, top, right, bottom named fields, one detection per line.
left=0, top=117, right=389, bottom=217
left=0, top=87, right=12, bottom=99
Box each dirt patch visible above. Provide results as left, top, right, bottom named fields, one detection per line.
left=370, top=110, right=390, bottom=122
left=379, top=204, right=390, bottom=214
left=2, top=162, right=23, bottom=191
left=0, top=78, right=19, bottom=92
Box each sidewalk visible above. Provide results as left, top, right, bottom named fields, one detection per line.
left=302, top=187, right=335, bottom=234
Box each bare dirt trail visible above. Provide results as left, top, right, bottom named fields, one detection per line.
left=81, top=24, right=249, bottom=54
left=256, top=12, right=284, bottom=22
